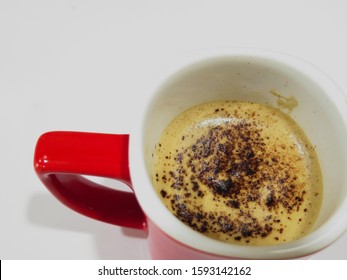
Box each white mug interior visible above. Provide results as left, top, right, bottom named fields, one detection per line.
left=131, top=50, right=347, bottom=259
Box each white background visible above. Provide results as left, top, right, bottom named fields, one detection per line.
left=1, top=0, right=347, bottom=259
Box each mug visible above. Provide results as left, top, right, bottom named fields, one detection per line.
left=34, top=49, right=347, bottom=259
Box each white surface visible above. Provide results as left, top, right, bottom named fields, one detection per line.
left=1, top=0, right=347, bottom=259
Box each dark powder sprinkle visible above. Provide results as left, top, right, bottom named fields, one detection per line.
left=211, top=178, right=234, bottom=197
left=241, top=224, right=253, bottom=238
left=197, top=190, right=205, bottom=197
left=221, top=223, right=234, bottom=233
left=265, top=190, right=276, bottom=208
left=160, top=190, right=167, bottom=198
left=226, top=199, right=240, bottom=209
left=200, top=222, right=208, bottom=233
left=176, top=153, right=183, bottom=163
left=184, top=192, right=192, bottom=198
left=157, top=109, right=308, bottom=243
left=192, top=181, right=200, bottom=191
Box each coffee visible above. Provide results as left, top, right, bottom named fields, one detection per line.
left=152, top=101, right=322, bottom=246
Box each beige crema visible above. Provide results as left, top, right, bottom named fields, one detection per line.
left=152, top=101, right=322, bottom=246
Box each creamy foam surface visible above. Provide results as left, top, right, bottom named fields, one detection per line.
left=152, top=101, right=322, bottom=246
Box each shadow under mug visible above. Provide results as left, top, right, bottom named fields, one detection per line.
left=34, top=49, right=347, bottom=259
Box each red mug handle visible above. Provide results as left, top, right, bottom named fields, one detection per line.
left=34, top=131, right=147, bottom=230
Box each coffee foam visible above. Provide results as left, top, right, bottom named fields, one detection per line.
left=152, top=101, right=322, bottom=246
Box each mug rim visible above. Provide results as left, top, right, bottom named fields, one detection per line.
left=130, top=48, right=347, bottom=259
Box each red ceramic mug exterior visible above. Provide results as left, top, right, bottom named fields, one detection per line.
left=34, top=50, right=347, bottom=259
left=34, top=131, right=146, bottom=229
